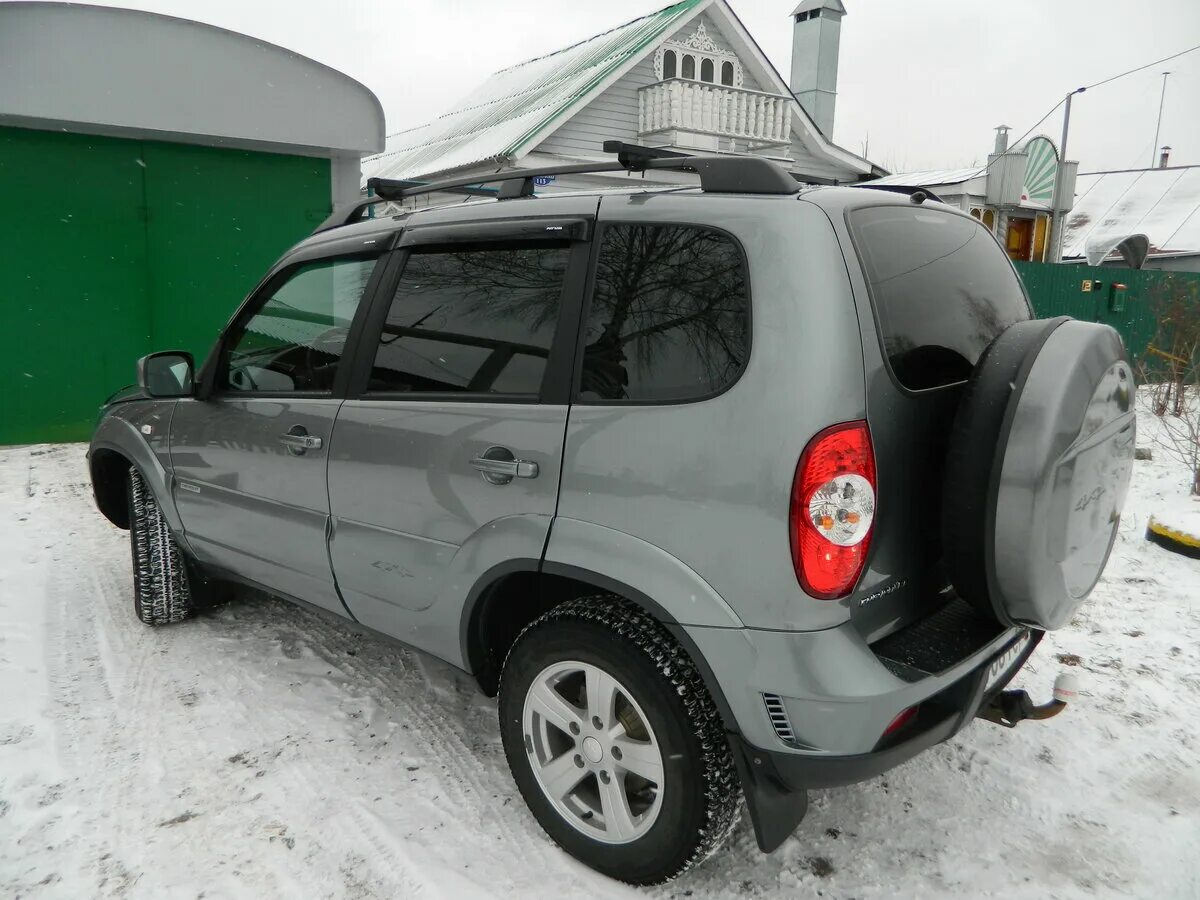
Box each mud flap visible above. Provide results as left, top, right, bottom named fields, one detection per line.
left=729, top=736, right=810, bottom=853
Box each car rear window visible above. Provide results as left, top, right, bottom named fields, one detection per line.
left=848, top=206, right=1032, bottom=391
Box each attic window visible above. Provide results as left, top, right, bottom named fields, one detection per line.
left=654, top=22, right=743, bottom=87
left=796, top=11, right=808, bottom=21
left=810, top=9, right=821, bottom=18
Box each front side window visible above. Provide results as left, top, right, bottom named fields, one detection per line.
left=579, top=224, right=749, bottom=402
left=849, top=206, right=1031, bottom=391
left=367, top=243, right=570, bottom=396
left=222, top=255, right=377, bottom=393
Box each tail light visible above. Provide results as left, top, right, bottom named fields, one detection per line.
left=790, top=421, right=877, bottom=599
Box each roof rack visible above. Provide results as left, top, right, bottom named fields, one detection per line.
left=316, top=143, right=800, bottom=233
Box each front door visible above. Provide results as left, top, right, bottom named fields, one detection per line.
left=171, top=252, right=381, bottom=614
left=327, top=212, right=591, bottom=657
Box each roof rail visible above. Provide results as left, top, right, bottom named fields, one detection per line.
left=316, top=146, right=800, bottom=233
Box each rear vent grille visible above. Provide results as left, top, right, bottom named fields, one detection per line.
left=762, top=693, right=797, bottom=745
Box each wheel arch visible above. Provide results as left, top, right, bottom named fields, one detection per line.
left=90, top=446, right=132, bottom=528
left=460, top=560, right=739, bottom=734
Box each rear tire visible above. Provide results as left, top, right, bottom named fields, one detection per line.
left=498, top=596, right=739, bottom=885
left=127, top=467, right=194, bottom=625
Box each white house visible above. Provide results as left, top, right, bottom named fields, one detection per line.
left=362, top=0, right=883, bottom=205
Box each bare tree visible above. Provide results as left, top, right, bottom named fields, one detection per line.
left=1138, top=273, right=1200, bottom=495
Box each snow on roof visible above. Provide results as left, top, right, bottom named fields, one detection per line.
left=361, top=0, right=704, bottom=183
left=1063, top=166, right=1200, bottom=260
left=864, top=167, right=984, bottom=188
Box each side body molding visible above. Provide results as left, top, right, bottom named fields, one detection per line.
left=542, top=517, right=744, bottom=629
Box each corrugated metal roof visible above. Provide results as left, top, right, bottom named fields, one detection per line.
left=1063, top=166, right=1200, bottom=260
left=864, top=167, right=983, bottom=188
left=362, top=0, right=704, bottom=183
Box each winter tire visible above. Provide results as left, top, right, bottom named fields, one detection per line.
left=127, top=466, right=194, bottom=625
left=498, top=596, right=739, bottom=885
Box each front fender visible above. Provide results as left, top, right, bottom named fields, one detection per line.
left=90, top=400, right=181, bottom=532
left=543, top=517, right=744, bottom=628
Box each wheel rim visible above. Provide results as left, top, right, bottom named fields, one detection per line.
left=522, top=660, right=665, bottom=844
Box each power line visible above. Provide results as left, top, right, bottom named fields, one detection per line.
left=981, top=97, right=1065, bottom=174
left=982, top=43, right=1200, bottom=177
left=1083, top=43, right=1200, bottom=91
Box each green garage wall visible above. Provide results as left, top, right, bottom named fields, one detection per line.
left=0, top=125, right=331, bottom=444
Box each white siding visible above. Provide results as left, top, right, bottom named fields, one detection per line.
left=535, top=54, right=657, bottom=158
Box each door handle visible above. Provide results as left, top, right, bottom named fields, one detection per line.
left=470, top=446, right=538, bottom=485
left=280, top=426, right=323, bottom=455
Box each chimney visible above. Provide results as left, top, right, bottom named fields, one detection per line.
left=1159, top=145, right=1172, bottom=168
left=994, top=125, right=1011, bottom=155
left=790, top=0, right=847, bottom=138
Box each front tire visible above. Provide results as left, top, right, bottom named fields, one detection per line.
left=127, top=467, right=194, bottom=625
left=498, top=596, right=739, bottom=884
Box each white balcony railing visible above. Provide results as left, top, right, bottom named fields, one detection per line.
left=638, top=79, right=792, bottom=146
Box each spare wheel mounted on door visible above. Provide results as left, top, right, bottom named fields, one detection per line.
left=943, top=316, right=1136, bottom=630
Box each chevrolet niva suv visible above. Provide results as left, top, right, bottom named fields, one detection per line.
left=89, top=154, right=1135, bottom=884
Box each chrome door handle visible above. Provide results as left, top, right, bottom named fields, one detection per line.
left=279, top=428, right=323, bottom=455
left=470, top=447, right=538, bottom=485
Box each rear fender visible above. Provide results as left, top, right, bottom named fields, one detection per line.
left=543, top=517, right=744, bottom=629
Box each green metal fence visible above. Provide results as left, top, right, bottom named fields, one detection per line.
left=1, top=126, right=331, bottom=445
left=1013, top=261, right=1200, bottom=371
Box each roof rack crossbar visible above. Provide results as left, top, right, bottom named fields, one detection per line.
left=320, top=145, right=803, bottom=234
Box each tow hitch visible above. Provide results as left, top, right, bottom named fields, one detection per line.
left=978, top=673, right=1079, bottom=728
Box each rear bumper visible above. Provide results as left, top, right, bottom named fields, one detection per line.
left=730, top=629, right=1042, bottom=852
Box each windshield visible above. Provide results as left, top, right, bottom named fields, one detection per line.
left=849, top=205, right=1032, bottom=391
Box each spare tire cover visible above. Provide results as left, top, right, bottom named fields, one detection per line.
left=943, top=317, right=1135, bottom=630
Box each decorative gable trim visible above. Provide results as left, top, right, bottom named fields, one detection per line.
left=652, top=21, right=743, bottom=87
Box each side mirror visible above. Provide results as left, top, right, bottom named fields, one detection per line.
left=137, top=351, right=195, bottom=398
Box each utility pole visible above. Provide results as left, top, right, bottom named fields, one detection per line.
left=1151, top=71, right=1171, bottom=169
left=1050, top=87, right=1085, bottom=264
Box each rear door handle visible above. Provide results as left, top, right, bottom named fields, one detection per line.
left=470, top=446, right=538, bottom=484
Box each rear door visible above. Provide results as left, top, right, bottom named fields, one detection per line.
left=836, top=200, right=1032, bottom=640
left=326, top=204, right=593, bottom=654
left=170, top=246, right=385, bottom=614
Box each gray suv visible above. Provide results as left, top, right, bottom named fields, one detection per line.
left=88, top=152, right=1135, bottom=884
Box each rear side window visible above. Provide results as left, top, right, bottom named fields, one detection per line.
left=367, top=243, right=570, bottom=396
left=849, top=206, right=1031, bottom=391
left=580, top=224, right=749, bottom=402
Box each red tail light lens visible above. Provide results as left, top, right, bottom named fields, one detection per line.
left=790, top=421, right=877, bottom=599
left=883, top=705, right=918, bottom=738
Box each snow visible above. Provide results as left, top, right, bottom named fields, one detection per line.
left=2, top=411, right=1199, bottom=899
left=1063, top=167, right=1200, bottom=260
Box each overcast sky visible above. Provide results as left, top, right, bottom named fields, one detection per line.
left=54, top=0, right=1200, bottom=173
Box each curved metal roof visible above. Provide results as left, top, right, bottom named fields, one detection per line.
left=0, top=2, right=383, bottom=157
left=1063, top=166, right=1200, bottom=261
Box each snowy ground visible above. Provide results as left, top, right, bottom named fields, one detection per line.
left=2, top=410, right=1198, bottom=899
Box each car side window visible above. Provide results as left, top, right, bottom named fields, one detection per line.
left=366, top=242, right=570, bottom=397
left=221, top=255, right=378, bottom=394
left=579, top=224, right=749, bottom=402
